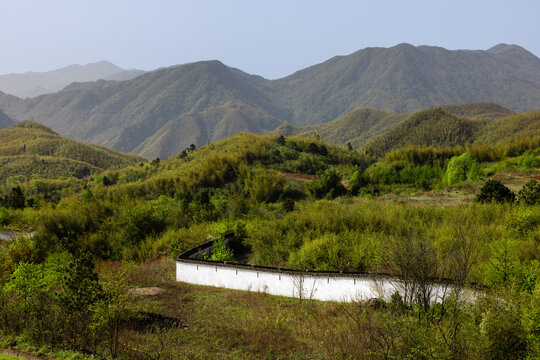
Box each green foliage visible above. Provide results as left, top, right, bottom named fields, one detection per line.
left=349, top=170, right=369, bottom=195
left=209, top=235, right=234, bottom=262
left=245, top=168, right=286, bottom=203
left=480, top=301, right=527, bottom=360
left=2, top=186, right=26, bottom=209
left=476, top=180, right=516, bottom=204
left=443, top=152, right=475, bottom=186
left=121, top=205, right=166, bottom=247
left=485, top=240, right=520, bottom=286
left=518, top=150, right=540, bottom=168
left=306, top=168, right=346, bottom=199
left=0, top=206, right=11, bottom=226
left=518, top=179, right=540, bottom=205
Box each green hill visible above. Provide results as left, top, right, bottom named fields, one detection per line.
left=273, top=107, right=408, bottom=149
left=0, top=121, right=145, bottom=181
left=272, top=102, right=513, bottom=150
left=364, top=108, right=540, bottom=157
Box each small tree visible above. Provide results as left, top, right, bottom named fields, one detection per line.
left=476, top=180, right=515, bottom=204
left=443, top=152, right=475, bottom=186
left=209, top=235, right=234, bottom=262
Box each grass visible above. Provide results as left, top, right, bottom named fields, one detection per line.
left=0, top=354, right=18, bottom=360
left=100, top=259, right=364, bottom=359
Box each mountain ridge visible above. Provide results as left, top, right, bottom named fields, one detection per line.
left=1, top=44, right=539, bottom=159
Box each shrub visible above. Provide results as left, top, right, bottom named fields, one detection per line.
left=476, top=180, right=515, bottom=204
left=209, top=235, right=234, bottom=262
left=306, top=168, right=346, bottom=199
left=0, top=207, right=11, bottom=227
left=518, top=179, right=540, bottom=205
left=349, top=170, right=370, bottom=195
left=518, top=150, right=540, bottom=168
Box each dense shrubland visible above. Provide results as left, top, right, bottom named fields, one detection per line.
left=0, top=132, right=539, bottom=358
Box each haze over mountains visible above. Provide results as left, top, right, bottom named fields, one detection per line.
left=1, top=43, right=540, bottom=159
left=0, top=61, right=144, bottom=98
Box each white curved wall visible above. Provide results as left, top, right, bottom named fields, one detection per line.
left=176, top=261, right=454, bottom=303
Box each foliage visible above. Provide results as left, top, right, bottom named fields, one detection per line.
left=518, top=179, right=540, bottom=205
left=306, top=168, right=346, bottom=199
left=443, top=152, right=476, bottom=186
left=0, top=206, right=11, bottom=226
left=209, top=235, right=234, bottom=262
left=476, top=180, right=516, bottom=204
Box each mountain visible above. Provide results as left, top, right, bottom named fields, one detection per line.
left=272, top=102, right=514, bottom=149
left=1, top=44, right=539, bottom=159
left=269, top=43, right=540, bottom=125
left=0, top=61, right=286, bottom=156
left=364, top=107, right=540, bottom=157
left=0, top=61, right=144, bottom=98
left=0, top=121, right=145, bottom=181
left=0, top=108, right=15, bottom=129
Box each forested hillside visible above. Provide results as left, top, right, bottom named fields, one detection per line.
left=365, top=108, right=540, bottom=157
left=0, top=121, right=145, bottom=181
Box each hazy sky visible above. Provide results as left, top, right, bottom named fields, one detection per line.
left=1, top=0, right=538, bottom=79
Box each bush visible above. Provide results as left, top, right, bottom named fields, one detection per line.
left=0, top=207, right=11, bottom=227
left=518, top=179, right=540, bottom=205
left=306, top=168, right=346, bottom=199
left=518, top=150, right=540, bottom=168
left=476, top=180, right=515, bottom=204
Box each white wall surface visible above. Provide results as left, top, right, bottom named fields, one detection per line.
left=176, top=261, right=454, bottom=303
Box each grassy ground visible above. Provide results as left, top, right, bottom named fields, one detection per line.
left=101, top=259, right=367, bottom=359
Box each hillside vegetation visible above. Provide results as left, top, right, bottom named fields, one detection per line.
left=365, top=108, right=540, bottom=157
left=0, top=121, right=145, bottom=182
left=0, top=128, right=539, bottom=358
left=1, top=44, right=540, bottom=158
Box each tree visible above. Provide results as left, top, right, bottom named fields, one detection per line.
left=476, top=180, right=515, bottom=204
left=209, top=235, right=234, bottom=262
left=443, top=152, right=475, bottom=186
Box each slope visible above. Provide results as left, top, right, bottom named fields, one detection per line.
left=0, top=44, right=539, bottom=159
left=0, top=61, right=286, bottom=156
left=364, top=108, right=540, bottom=157
left=0, top=121, right=145, bottom=181
left=270, top=43, right=540, bottom=125
left=0, top=61, right=144, bottom=98
left=272, top=102, right=511, bottom=149
left=0, top=108, right=15, bottom=129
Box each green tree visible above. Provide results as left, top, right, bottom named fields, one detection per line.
left=209, top=235, right=234, bottom=262
left=443, top=152, right=475, bottom=186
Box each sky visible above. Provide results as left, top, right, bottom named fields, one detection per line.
left=0, top=0, right=539, bottom=79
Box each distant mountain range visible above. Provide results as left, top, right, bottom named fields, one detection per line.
left=0, top=61, right=144, bottom=98
left=0, top=43, right=539, bottom=159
